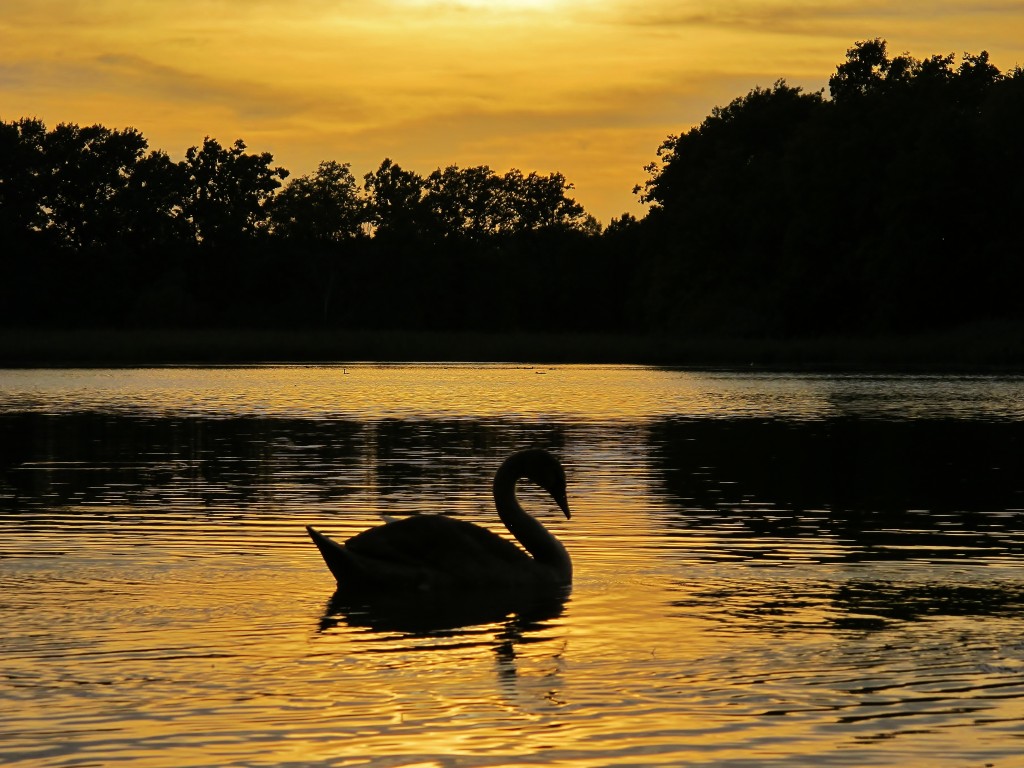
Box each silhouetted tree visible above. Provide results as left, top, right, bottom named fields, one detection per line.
left=268, top=161, right=370, bottom=323
left=634, top=41, right=1023, bottom=336
left=271, top=160, right=367, bottom=243
left=828, top=38, right=894, bottom=100
left=43, top=124, right=150, bottom=252
left=421, top=164, right=598, bottom=241
left=363, top=159, right=430, bottom=241
left=501, top=169, right=597, bottom=234
left=0, top=121, right=150, bottom=253
left=424, top=164, right=503, bottom=241
left=636, top=80, right=826, bottom=333
left=0, top=118, right=49, bottom=241
left=180, top=137, right=288, bottom=246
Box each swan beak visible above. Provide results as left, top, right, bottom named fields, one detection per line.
left=556, top=493, right=571, bottom=519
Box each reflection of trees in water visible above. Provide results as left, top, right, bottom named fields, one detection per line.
left=651, top=417, right=1024, bottom=515
left=648, top=416, right=1024, bottom=559
left=0, top=413, right=362, bottom=509
left=669, top=577, right=1024, bottom=631
left=832, top=581, right=1024, bottom=626
left=0, top=412, right=567, bottom=517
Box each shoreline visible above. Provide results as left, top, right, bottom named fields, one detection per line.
left=2, top=326, right=1023, bottom=372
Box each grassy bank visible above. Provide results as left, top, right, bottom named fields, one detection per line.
left=1, top=324, right=1023, bottom=371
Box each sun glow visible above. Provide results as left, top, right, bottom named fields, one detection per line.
left=400, top=0, right=566, bottom=10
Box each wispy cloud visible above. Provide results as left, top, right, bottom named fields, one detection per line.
left=89, top=54, right=361, bottom=124
left=609, top=0, right=1024, bottom=31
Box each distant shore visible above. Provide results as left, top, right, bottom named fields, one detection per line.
left=1, top=325, right=1023, bottom=372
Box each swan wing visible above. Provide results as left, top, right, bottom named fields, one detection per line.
left=346, top=514, right=530, bottom=569
left=339, top=515, right=547, bottom=589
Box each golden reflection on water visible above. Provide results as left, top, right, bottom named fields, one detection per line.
left=2, top=367, right=1024, bottom=766
left=1, top=364, right=766, bottom=421
left=4, top=365, right=1024, bottom=424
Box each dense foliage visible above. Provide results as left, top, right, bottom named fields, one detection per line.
left=2, top=39, right=1022, bottom=337
left=635, top=39, right=1024, bottom=335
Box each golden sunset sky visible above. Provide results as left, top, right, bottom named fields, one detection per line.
left=3, top=0, right=1023, bottom=224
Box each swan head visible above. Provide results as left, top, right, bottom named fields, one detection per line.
left=517, top=448, right=571, bottom=519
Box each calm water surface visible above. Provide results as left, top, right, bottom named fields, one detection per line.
left=1, top=365, right=1023, bottom=767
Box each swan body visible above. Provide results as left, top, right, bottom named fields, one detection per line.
left=307, top=449, right=572, bottom=591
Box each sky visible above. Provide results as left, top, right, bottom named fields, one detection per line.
left=2, top=0, right=1023, bottom=225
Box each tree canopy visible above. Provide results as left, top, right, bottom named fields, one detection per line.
left=634, top=39, right=1024, bottom=335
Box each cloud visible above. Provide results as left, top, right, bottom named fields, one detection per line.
left=609, top=0, right=1024, bottom=31
left=90, top=54, right=345, bottom=123
left=0, top=49, right=368, bottom=142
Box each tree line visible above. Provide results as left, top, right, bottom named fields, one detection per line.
left=2, top=39, right=1022, bottom=337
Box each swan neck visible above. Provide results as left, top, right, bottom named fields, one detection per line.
left=493, top=463, right=571, bottom=582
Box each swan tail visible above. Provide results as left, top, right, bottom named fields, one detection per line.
left=306, top=526, right=353, bottom=584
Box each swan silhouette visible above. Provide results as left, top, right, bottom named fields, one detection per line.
left=306, top=449, right=572, bottom=591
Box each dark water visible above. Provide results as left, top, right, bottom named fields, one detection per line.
left=1, top=366, right=1023, bottom=766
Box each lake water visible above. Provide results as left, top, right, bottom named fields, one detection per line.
left=2, top=365, right=1023, bottom=767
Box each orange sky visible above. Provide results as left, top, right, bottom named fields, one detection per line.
left=3, top=0, right=1023, bottom=224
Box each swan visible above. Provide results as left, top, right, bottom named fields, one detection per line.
left=306, top=449, right=572, bottom=591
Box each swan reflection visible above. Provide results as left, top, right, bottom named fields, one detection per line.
left=319, top=583, right=569, bottom=634
left=317, top=585, right=571, bottom=718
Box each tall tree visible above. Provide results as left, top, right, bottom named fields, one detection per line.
left=424, top=164, right=503, bottom=240
left=271, top=160, right=367, bottom=243
left=501, top=169, right=596, bottom=233
left=362, top=159, right=429, bottom=240
left=269, top=160, right=370, bottom=324
left=180, top=137, right=288, bottom=245
left=39, top=122, right=149, bottom=251
left=635, top=41, right=1023, bottom=335
left=0, top=118, right=49, bottom=240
